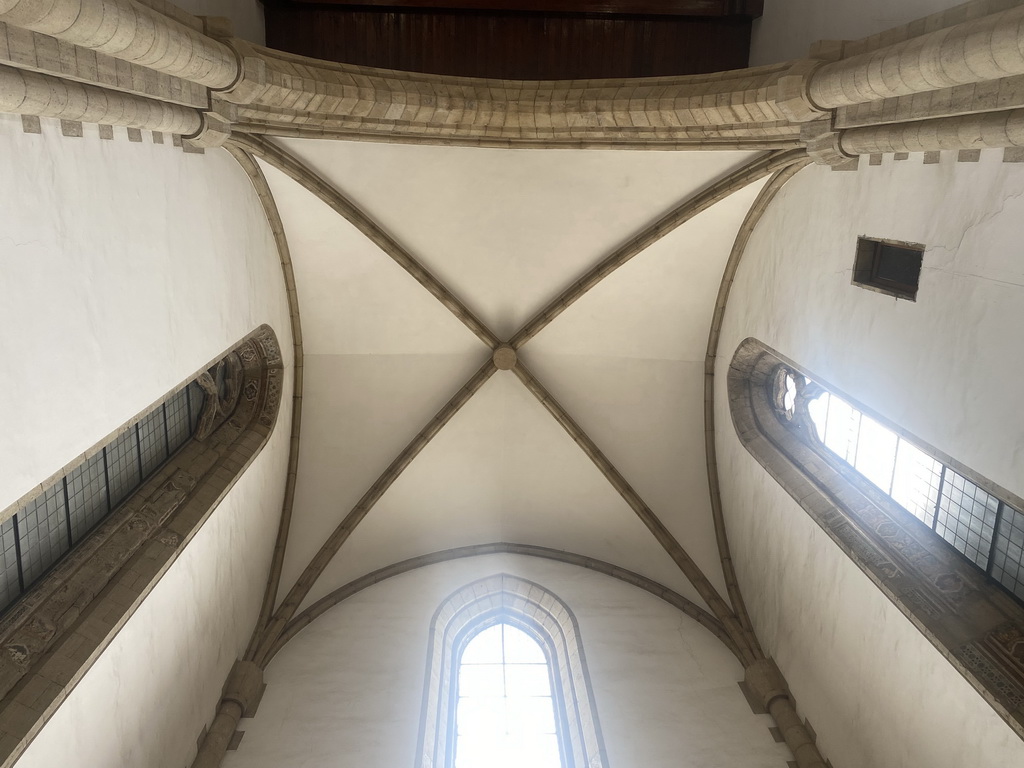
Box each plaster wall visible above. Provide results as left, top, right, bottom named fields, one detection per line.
left=714, top=151, right=1024, bottom=767
left=223, top=555, right=793, bottom=768
left=751, top=0, right=962, bottom=65
left=0, top=115, right=293, bottom=767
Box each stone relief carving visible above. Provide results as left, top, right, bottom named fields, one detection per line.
left=730, top=338, right=1024, bottom=738
left=0, top=326, right=285, bottom=759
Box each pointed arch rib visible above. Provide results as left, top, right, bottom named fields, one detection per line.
left=223, top=145, right=308, bottom=656
left=227, top=134, right=501, bottom=350
left=251, top=357, right=498, bottom=666
left=704, top=159, right=811, bottom=639
left=263, top=542, right=737, bottom=665
left=510, top=362, right=758, bottom=665
left=509, top=148, right=807, bottom=348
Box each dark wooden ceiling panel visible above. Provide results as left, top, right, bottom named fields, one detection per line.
left=263, top=5, right=756, bottom=79
left=284, top=0, right=763, bottom=16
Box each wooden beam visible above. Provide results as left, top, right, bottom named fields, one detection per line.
left=270, top=0, right=764, bottom=18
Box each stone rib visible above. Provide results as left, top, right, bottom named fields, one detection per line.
left=229, top=134, right=502, bottom=350
left=265, top=542, right=737, bottom=664
left=510, top=362, right=757, bottom=665
left=703, top=159, right=811, bottom=639
left=509, top=148, right=806, bottom=348
left=223, top=145, right=308, bottom=656
left=252, top=358, right=497, bottom=666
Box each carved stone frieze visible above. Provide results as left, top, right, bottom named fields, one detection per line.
left=0, top=326, right=285, bottom=767
left=730, top=338, right=1024, bottom=740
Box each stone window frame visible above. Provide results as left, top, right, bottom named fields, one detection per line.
left=850, top=236, right=925, bottom=301
left=727, top=337, right=1024, bottom=741
left=415, top=573, right=609, bottom=768
left=0, top=325, right=284, bottom=766
left=0, top=349, right=247, bottom=616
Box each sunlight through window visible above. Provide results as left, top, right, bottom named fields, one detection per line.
left=455, top=623, right=563, bottom=768
left=775, top=364, right=1024, bottom=603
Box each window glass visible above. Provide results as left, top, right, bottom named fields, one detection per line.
left=783, top=365, right=1023, bottom=606
left=0, top=361, right=227, bottom=617
left=455, top=623, right=562, bottom=768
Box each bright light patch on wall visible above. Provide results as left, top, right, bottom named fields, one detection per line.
left=807, top=390, right=941, bottom=525
left=455, top=623, right=563, bottom=768
left=798, top=378, right=1024, bottom=600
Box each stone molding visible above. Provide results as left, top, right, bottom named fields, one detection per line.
left=4, top=0, right=1024, bottom=158
left=268, top=542, right=735, bottom=662
left=415, top=573, right=609, bottom=768
left=0, top=326, right=284, bottom=768
left=727, top=337, right=1024, bottom=741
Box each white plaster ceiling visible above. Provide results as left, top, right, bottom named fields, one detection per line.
left=257, top=140, right=770, bottom=611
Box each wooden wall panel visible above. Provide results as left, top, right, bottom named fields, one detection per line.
left=263, top=6, right=754, bottom=79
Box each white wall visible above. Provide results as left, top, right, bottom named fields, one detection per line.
left=751, top=0, right=963, bottom=65
left=715, top=151, right=1024, bottom=767
left=0, top=115, right=293, bottom=767
left=224, top=555, right=794, bottom=768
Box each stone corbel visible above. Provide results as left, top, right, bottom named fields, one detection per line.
left=745, top=659, right=828, bottom=768
left=185, top=97, right=238, bottom=148
left=192, top=660, right=265, bottom=768
left=801, top=118, right=856, bottom=168
left=775, top=41, right=846, bottom=125
left=776, top=59, right=830, bottom=124
left=218, top=39, right=270, bottom=106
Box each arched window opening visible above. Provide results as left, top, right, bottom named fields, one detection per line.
left=0, top=349, right=244, bottom=616
left=729, top=338, right=1024, bottom=737
left=455, top=621, right=564, bottom=768
left=417, top=574, right=608, bottom=768
left=767, top=362, right=1024, bottom=603
left=0, top=325, right=284, bottom=767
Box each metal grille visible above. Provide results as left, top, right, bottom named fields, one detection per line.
left=0, top=519, right=20, bottom=608
left=106, top=430, right=141, bottom=509
left=992, top=505, right=1024, bottom=601
left=0, top=378, right=212, bottom=616
left=187, top=381, right=203, bottom=433
left=17, top=484, right=69, bottom=587
left=890, top=440, right=943, bottom=526
left=935, top=471, right=999, bottom=570
left=166, top=389, right=192, bottom=453
left=138, top=409, right=168, bottom=477
left=66, top=452, right=108, bottom=543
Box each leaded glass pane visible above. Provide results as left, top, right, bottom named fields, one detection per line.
left=17, top=484, right=68, bottom=587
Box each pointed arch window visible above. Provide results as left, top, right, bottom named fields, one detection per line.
left=417, top=574, right=609, bottom=768
left=767, top=360, right=1024, bottom=601
left=728, top=338, right=1024, bottom=737
left=0, top=327, right=284, bottom=766
left=455, top=621, right=563, bottom=768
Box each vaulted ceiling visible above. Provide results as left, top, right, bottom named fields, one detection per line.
left=253, top=138, right=774, bottom=615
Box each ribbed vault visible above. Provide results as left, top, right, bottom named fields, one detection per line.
left=226, top=135, right=806, bottom=670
